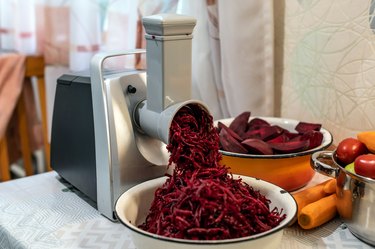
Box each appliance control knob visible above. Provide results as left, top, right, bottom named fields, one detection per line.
left=127, top=85, right=137, bottom=94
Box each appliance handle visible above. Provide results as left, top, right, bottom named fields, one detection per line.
left=90, top=49, right=146, bottom=159
left=91, top=49, right=146, bottom=84
left=90, top=49, right=146, bottom=155
left=90, top=49, right=146, bottom=220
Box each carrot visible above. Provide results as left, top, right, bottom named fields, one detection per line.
left=298, top=194, right=337, bottom=229
left=336, top=189, right=352, bottom=220
left=323, top=179, right=336, bottom=194
left=292, top=179, right=331, bottom=216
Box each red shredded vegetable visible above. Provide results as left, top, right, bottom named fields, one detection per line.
left=139, top=105, right=286, bottom=240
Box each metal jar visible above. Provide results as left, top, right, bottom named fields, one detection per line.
left=311, top=150, right=375, bottom=246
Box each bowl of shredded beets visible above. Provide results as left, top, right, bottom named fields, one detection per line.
left=216, top=112, right=333, bottom=192
left=115, top=104, right=297, bottom=249
left=115, top=175, right=297, bottom=249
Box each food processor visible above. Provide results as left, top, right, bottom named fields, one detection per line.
left=51, top=14, right=209, bottom=220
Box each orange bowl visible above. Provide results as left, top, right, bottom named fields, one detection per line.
left=216, top=117, right=333, bottom=191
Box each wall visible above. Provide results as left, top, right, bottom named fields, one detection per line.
left=276, top=0, right=375, bottom=144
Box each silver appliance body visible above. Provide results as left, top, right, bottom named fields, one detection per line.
left=52, top=14, right=201, bottom=221
left=90, top=55, right=172, bottom=219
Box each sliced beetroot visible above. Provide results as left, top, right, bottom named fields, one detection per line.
left=270, top=140, right=310, bottom=154
left=217, top=121, right=226, bottom=130
left=219, top=112, right=325, bottom=156
left=288, top=134, right=302, bottom=142
left=241, top=129, right=262, bottom=140
left=242, top=125, right=283, bottom=141
left=263, top=126, right=284, bottom=141
left=229, top=111, right=251, bottom=136
left=219, top=128, right=248, bottom=154
left=241, top=138, right=274, bottom=155
left=217, top=122, right=243, bottom=142
left=272, top=125, right=285, bottom=134
left=284, top=131, right=300, bottom=140
left=300, top=130, right=323, bottom=150
left=248, top=118, right=270, bottom=128
left=295, top=121, right=322, bottom=133
left=267, top=133, right=289, bottom=144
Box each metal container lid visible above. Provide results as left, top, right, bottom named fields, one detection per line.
left=142, top=14, right=196, bottom=36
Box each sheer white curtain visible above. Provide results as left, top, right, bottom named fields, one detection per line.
left=0, top=0, right=275, bottom=140
left=2, top=0, right=373, bottom=153
left=177, top=0, right=274, bottom=119
left=0, top=0, right=37, bottom=54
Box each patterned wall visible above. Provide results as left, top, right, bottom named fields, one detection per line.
left=279, top=0, right=375, bottom=144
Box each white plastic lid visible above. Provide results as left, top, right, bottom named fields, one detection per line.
left=142, top=14, right=196, bottom=36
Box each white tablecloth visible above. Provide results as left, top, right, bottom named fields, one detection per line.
left=0, top=172, right=373, bottom=249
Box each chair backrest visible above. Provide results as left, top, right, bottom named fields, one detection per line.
left=0, top=55, right=50, bottom=182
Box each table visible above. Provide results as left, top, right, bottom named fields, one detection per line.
left=0, top=172, right=373, bottom=249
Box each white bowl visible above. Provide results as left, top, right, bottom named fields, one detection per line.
left=115, top=175, right=297, bottom=249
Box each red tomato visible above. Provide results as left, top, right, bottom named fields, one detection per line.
left=354, top=154, right=375, bottom=179
left=336, top=138, right=368, bottom=165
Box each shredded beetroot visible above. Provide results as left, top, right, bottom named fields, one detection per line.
left=139, top=105, right=286, bottom=240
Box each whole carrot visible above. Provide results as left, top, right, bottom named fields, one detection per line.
left=298, top=194, right=337, bottom=229
left=323, top=179, right=336, bottom=194
left=292, top=179, right=331, bottom=216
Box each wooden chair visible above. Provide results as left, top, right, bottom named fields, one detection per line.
left=0, top=55, right=51, bottom=182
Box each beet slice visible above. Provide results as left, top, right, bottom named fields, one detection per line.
left=219, top=128, right=248, bottom=154
left=229, top=111, right=251, bottom=137
left=241, top=129, right=261, bottom=140
left=217, top=122, right=243, bottom=142
left=263, top=126, right=284, bottom=141
left=267, top=133, right=289, bottom=144
left=241, top=138, right=273, bottom=155
left=248, top=118, right=270, bottom=129
left=284, top=131, right=300, bottom=140
left=270, top=140, right=310, bottom=154
left=289, top=134, right=303, bottom=142
left=300, top=130, right=324, bottom=149
left=242, top=125, right=283, bottom=141
left=295, top=121, right=322, bottom=133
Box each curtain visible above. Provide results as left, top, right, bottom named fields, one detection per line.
left=0, top=0, right=37, bottom=54
left=0, top=0, right=275, bottom=142
left=177, top=0, right=274, bottom=119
